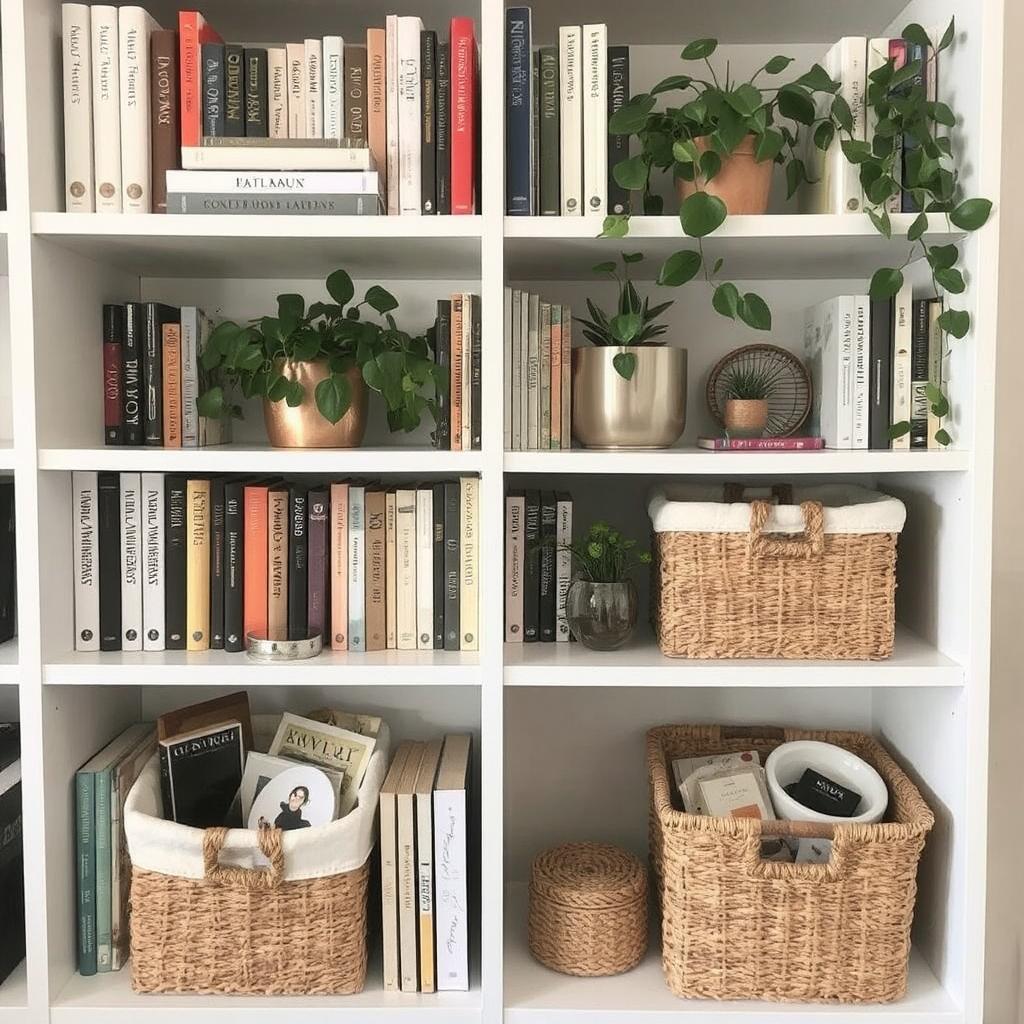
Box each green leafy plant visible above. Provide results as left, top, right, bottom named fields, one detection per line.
left=575, top=252, right=674, bottom=381
left=196, top=268, right=447, bottom=433
left=721, top=364, right=776, bottom=401
left=556, top=521, right=652, bottom=584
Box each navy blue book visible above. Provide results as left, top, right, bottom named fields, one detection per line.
left=607, top=47, right=631, bottom=216
left=505, top=7, right=533, bottom=215
left=201, top=43, right=225, bottom=137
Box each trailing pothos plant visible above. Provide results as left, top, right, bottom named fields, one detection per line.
left=197, top=268, right=447, bottom=433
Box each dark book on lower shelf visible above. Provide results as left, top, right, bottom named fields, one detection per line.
left=201, top=42, right=225, bottom=137
left=607, top=46, right=630, bottom=216
left=144, top=303, right=179, bottom=446
left=0, top=481, right=14, bottom=644
left=869, top=297, right=894, bottom=450
left=538, top=491, right=557, bottom=642
left=523, top=489, right=540, bottom=642
left=164, top=475, right=187, bottom=650
left=0, top=733, right=23, bottom=987
left=910, top=298, right=930, bottom=449
left=209, top=477, right=226, bottom=649
left=436, top=40, right=451, bottom=215
left=102, top=304, right=125, bottom=445
left=471, top=294, right=482, bottom=450
left=307, top=487, right=330, bottom=644
left=159, top=720, right=245, bottom=828
left=288, top=486, right=308, bottom=641
left=443, top=480, right=461, bottom=651
left=224, top=44, right=245, bottom=137
left=223, top=479, right=245, bottom=652
left=434, top=300, right=452, bottom=450
left=244, top=48, right=268, bottom=137
left=421, top=30, right=438, bottom=214
left=538, top=46, right=559, bottom=216
left=432, top=482, right=446, bottom=649
left=97, top=472, right=121, bottom=651
left=122, top=303, right=145, bottom=446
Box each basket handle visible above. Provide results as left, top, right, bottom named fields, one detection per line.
left=724, top=482, right=793, bottom=505
left=203, top=826, right=285, bottom=890
left=749, top=500, right=825, bottom=559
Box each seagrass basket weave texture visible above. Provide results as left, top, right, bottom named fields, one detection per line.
left=647, top=725, right=935, bottom=1004
left=529, top=842, right=648, bottom=977
left=130, top=826, right=371, bottom=995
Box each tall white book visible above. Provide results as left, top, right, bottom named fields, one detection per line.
left=62, top=3, right=95, bottom=212
left=73, top=471, right=100, bottom=651
left=582, top=24, right=607, bottom=217
left=305, top=38, right=324, bottom=138
left=267, top=47, right=288, bottom=139
left=558, top=26, right=583, bottom=216
left=141, top=472, right=164, bottom=650
left=395, top=488, right=417, bottom=650
left=852, top=296, right=870, bottom=449
left=397, top=744, right=424, bottom=992
left=891, top=282, right=914, bottom=450
left=347, top=485, right=365, bottom=652
left=380, top=742, right=413, bottom=992
left=118, top=7, right=158, bottom=213
left=416, top=487, right=434, bottom=651
left=286, top=42, right=306, bottom=139
left=90, top=5, right=122, bottom=212
left=323, top=36, right=345, bottom=140
left=555, top=494, right=573, bottom=641
left=119, top=472, right=143, bottom=651
left=459, top=476, right=479, bottom=652
left=503, top=287, right=513, bottom=450
left=385, top=15, right=401, bottom=215
left=397, top=16, right=425, bottom=215
left=804, top=296, right=855, bottom=449
left=414, top=739, right=444, bottom=993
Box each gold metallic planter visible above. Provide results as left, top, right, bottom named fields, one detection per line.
left=263, top=360, right=368, bottom=448
left=723, top=398, right=769, bottom=439
left=571, top=347, right=687, bottom=450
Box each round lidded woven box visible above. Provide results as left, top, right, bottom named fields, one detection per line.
left=528, top=842, right=648, bottom=977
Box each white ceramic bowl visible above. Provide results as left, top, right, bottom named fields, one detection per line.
left=765, top=740, right=889, bottom=825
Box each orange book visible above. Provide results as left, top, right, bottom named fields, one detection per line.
left=267, top=484, right=289, bottom=641
left=365, top=489, right=387, bottom=651
left=243, top=482, right=270, bottom=640
left=367, top=28, right=387, bottom=204
left=450, top=294, right=464, bottom=452
left=550, top=312, right=562, bottom=450
left=330, top=482, right=349, bottom=649
left=162, top=321, right=182, bottom=448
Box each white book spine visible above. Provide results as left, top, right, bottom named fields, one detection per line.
left=503, top=287, right=513, bottom=450
left=305, top=38, right=324, bottom=139
left=459, top=476, right=479, bottom=652
left=119, top=472, right=143, bottom=650
left=582, top=24, right=607, bottom=217
left=385, top=15, right=400, bottom=214
left=839, top=37, right=867, bottom=213
left=416, top=488, right=434, bottom=650
left=179, top=307, right=200, bottom=448
left=460, top=293, right=472, bottom=452
left=891, top=283, right=914, bottom=449
left=397, top=16, right=424, bottom=215
left=267, top=47, right=288, bottom=139
left=527, top=294, right=540, bottom=449
left=73, top=471, right=100, bottom=651
left=179, top=145, right=375, bottom=172
left=323, top=36, right=345, bottom=140
left=804, top=299, right=838, bottom=446
left=836, top=296, right=856, bottom=448
left=519, top=291, right=529, bottom=450
left=63, top=3, right=95, bottom=212
left=141, top=472, right=164, bottom=650
left=348, top=485, right=365, bottom=652
left=396, top=490, right=417, bottom=650
left=559, top=26, right=583, bottom=216
left=118, top=7, right=156, bottom=213
left=397, top=790, right=418, bottom=992
left=852, top=295, right=870, bottom=448
left=510, top=289, right=522, bottom=450
left=433, top=787, right=469, bottom=990
left=91, top=5, right=122, bottom=212
left=167, top=169, right=380, bottom=193
left=380, top=787, right=400, bottom=991
left=286, top=42, right=306, bottom=139
left=555, top=496, right=572, bottom=641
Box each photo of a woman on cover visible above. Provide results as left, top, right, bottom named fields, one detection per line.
left=271, top=785, right=312, bottom=830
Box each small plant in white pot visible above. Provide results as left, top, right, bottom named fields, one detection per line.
left=572, top=253, right=687, bottom=449
left=720, top=364, right=774, bottom=438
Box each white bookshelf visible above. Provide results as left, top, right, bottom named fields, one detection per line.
left=0, top=0, right=1005, bottom=1022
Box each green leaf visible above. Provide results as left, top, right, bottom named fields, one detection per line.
left=679, top=190, right=727, bottom=238
left=672, top=138, right=702, bottom=165
left=650, top=74, right=692, bottom=96
left=930, top=102, right=956, bottom=127
left=712, top=282, right=741, bottom=320
left=285, top=379, right=305, bottom=408
left=938, top=308, right=970, bottom=338
left=738, top=292, right=772, bottom=331
left=889, top=421, right=912, bottom=440
left=608, top=94, right=656, bottom=133
left=610, top=312, right=642, bottom=343
left=939, top=17, right=955, bottom=52
left=364, top=285, right=398, bottom=314
left=831, top=94, right=854, bottom=133
left=713, top=103, right=748, bottom=154
left=785, top=158, right=807, bottom=199
left=235, top=343, right=265, bottom=372
left=812, top=121, right=835, bottom=152
left=612, top=352, right=637, bottom=381
left=725, top=83, right=762, bottom=117
left=935, top=428, right=952, bottom=446
left=592, top=260, right=617, bottom=274
left=267, top=373, right=291, bottom=402
left=600, top=214, right=630, bottom=238
left=949, top=198, right=993, bottom=231
left=613, top=154, right=649, bottom=190
left=622, top=251, right=644, bottom=264
left=681, top=38, right=717, bottom=60
left=891, top=58, right=924, bottom=89
left=326, top=268, right=354, bottom=306
left=754, top=128, right=785, bottom=163
left=712, top=257, right=724, bottom=274
left=797, top=63, right=839, bottom=92
left=928, top=243, right=959, bottom=270
left=935, top=267, right=966, bottom=294
left=197, top=386, right=227, bottom=419
left=764, top=55, right=793, bottom=75
left=314, top=373, right=353, bottom=424
left=901, top=23, right=932, bottom=50
left=841, top=139, right=873, bottom=164
left=870, top=266, right=905, bottom=301
left=291, top=329, right=321, bottom=362
left=657, top=249, right=702, bottom=286
left=908, top=211, right=929, bottom=241
left=867, top=207, right=892, bottom=239
left=777, top=84, right=816, bottom=125
left=699, top=150, right=722, bottom=182
left=926, top=382, right=950, bottom=418
left=276, top=292, right=304, bottom=330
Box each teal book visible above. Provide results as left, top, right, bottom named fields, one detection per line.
left=75, top=771, right=96, bottom=976
left=94, top=764, right=113, bottom=971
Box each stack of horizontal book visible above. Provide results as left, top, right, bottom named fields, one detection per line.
left=71, top=473, right=481, bottom=654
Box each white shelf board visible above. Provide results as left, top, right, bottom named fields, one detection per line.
left=504, top=215, right=963, bottom=281
left=505, top=448, right=971, bottom=476
left=0, top=641, right=18, bottom=684
left=503, top=884, right=960, bottom=1023
left=0, top=962, right=28, bottom=1018
left=39, top=445, right=486, bottom=475
left=43, top=647, right=480, bottom=686
left=0, top=442, right=13, bottom=470
left=504, top=627, right=963, bottom=688
left=31, top=212, right=482, bottom=280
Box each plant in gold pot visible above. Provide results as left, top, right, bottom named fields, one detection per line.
left=197, top=267, right=446, bottom=448
left=572, top=253, right=686, bottom=450
left=720, top=364, right=774, bottom=438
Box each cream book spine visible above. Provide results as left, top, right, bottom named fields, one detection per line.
left=852, top=295, right=870, bottom=449
left=385, top=15, right=401, bottom=214
left=305, top=38, right=323, bottom=138
left=558, top=26, right=582, bottom=215
left=286, top=42, right=306, bottom=138
left=434, top=735, right=471, bottom=991
left=560, top=306, right=572, bottom=448
left=459, top=476, right=479, bottom=651
left=323, top=35, right=344, bottom=140
left=519, top=291, right=530, bottom=450
left=397, top=743, right=425, bottom=992
left=119, top=472, right=143, bottom=651
left=329, top=482, right=349, bottom=648
left=891, top=282, right=914, bottom=450
left=63, top=3, right=95, bottom=211
left=267, top=487, right=288, bottom=642
left=526, top=293, right=540, bottom=449
left=582, top=24, right=607, bottom=217
left=460, top=292, right=473, bottom=451
left=118, top=6, right=157, bottom=212
left=73, top=471, right=100, bottom=651
left=380, top=742, right=413, bottom=992
left=348, top=484, right=366, bottom=652
left=179, top=307, right=200, bottom=447
left=91, top=5, right=122, bottom=212
left=414, top=739, right=444, bottom=994
left=416, top=487, right=434, bottom=651
left=510, top=288, right=523, bottom=450
left=267, top=47, right=288, bottom=139
left=539, top=302, right=551, bottom=449
left=397, top=16, right=425, bottom=214
left=385, top=490, right=398, bottom=648
left=395, top=488, right=417, bottom=650
left=141, top=472, right=164, bottom=650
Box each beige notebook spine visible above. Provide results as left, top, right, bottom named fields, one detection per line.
left=385, top=489, right=398, bottom=648
left=397, top=742, right=425, bottom=992
left=267, top=486, right=288, bottom=641
left=330, top=482, right=349, bottom=649
left=395, top=488, right=417, bottom=650
left=379, top=741, right=414, bottom=992
left=185, top=478, right=210, bottom=650
left=414, top=738, right=444, bottom=993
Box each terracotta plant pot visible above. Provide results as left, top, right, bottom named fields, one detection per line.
left=723, top=398, right=769, bottom=438
left=676, top=135, right=774, bottom=215
left=263, top=360, right=368, bottom=448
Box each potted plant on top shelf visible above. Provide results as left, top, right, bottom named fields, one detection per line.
left=197, top=267, right=446, bottom=448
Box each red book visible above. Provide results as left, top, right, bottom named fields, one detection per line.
left=102, top=305, right=125, bottom=446
left=179, top=11, right=222, bottom=148
left=449, top=17, right=477, bottom=215
left=697, top=437, right=826, bottom=451
left=243, top=482, right=270, bottom=640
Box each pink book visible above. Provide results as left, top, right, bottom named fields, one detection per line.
left=697, top=437, right=826, bottom=451
left=550, top=310, right=562, bottom=449
left=330, top=482, right=349, bottom=649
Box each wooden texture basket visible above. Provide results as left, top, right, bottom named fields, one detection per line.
left=648, top=724, right=934, bottom=1004
left=648, top=483, right=906, bottom=660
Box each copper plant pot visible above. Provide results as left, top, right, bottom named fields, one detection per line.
left=262, top=360, right=368, bottom=448
left=676, top=135, right=774, bottom=215
left=724, top=398, right=769, bottom=439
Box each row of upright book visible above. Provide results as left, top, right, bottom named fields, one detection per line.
left=71, top=473, right=481, bottom=654
left=433, top=295, right=481, bottom=451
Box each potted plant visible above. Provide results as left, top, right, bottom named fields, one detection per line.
left=559, top=522, right=652, bottom=651
left=572, top=253, right=686, bottom=449
left=720, top=364, right=773, bottom=438
left=197, top=268, right=446, bottom=448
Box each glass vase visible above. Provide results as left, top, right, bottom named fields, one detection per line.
left=564, top=579, right=639, bottom=651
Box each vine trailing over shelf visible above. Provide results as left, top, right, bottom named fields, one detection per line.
left=602, top=18, right=992, bottom=445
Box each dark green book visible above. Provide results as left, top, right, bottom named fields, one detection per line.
left=538, top=47, right=559, bottom=216
left=75, top=771, right=96, bottom=976
left=224, top=44, right=245, bottom=136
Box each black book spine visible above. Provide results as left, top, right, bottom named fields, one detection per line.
left=224, top=44, right=245, bottom=137
left=223, top=480, right=245, bottom=652
left=523, top=490, right=540, bottom=642
left=201, top=42, right=225, bottom=137
left=436, top=40, right=451, bottom=215
left=538, top=46, right=559, bottom=215
left=432, top=482, right=445, bottom=649
left=209, top=477, right=225, bottom=649
left=443, top=480, right=460, bottom=650
left=869, top=298, right=894, bottom=449
left=306, top=488, right=330, bottom=643
left=505, top=8, right=532, bottom=215
left=164, top=475, right=187, bottom=649
left=471, top=294, right=482, bottom=450
left=607, top=46, right=631, bottom=215
left=344, top=45, right=367, bottom=145
left=538, top=491, right=556, bottom=641
left=97, top=472, right=121, bottom=651
left=0, top=483, right=13, bottom=644
left=122, top=303, right=144, bottom=446
left=910, top=298, right=930, bottom=449
left=435, top=300, right=452, bottom=450
left=0, top=781, right=25, bottom=982
left=244, top=48, right=268, bottom=137
left=901, top=42, right=928, bottom=213
left=102, top=304, right=125, bottom=445
left=288, top=487, right=308, bottom=640
left=421, top=31, right=438, bottom=214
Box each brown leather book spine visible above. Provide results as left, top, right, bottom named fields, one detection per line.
left=151, top=29, right=180, bottom=214
left=365, top=489, right=387, bottom=650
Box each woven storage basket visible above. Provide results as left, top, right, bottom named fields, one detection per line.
left=124, top=717, right=389, bottom=995
left=648, top=724, right=934, bottom=1003
left=529, top=842, right=648, bottom=977
left=648, top=483, right=906, bottom=659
